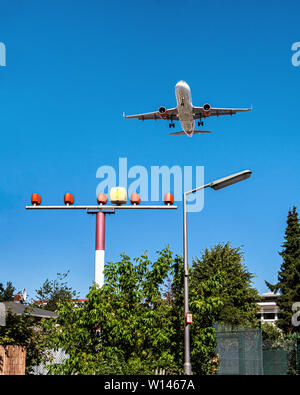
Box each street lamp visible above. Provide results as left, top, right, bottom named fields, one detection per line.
left=183, top=170, right=252, bottom=375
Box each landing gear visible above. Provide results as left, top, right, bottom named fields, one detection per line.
left=197, top=120, right=204, bottom=127
left=169, top=115, right=175, bottom=128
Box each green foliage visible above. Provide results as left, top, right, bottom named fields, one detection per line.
left=266, top=206, right=300, bottom=333
left=33, top=271, right=79, bottom=312
left=43, top=247, right=223, bottom=375
left=261, top=322, right=284, bottom=346
left=192, top=243, right=260, bottom=327
left=1, top=244, right=260, bottom=375
left=0, top=281, right=15, bottom=302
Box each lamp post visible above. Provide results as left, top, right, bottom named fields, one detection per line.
left=183, top=170, right=252, bottom=375
left=27, top=191, right=177, bottom=288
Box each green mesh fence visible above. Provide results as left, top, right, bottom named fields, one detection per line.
left=262, top=336, right=298, bottom=375
left=215, top=324, right=298, bottom=375
left=262, top=349, right=288, bottom=375
left=215, top=324, right=264, bottom=375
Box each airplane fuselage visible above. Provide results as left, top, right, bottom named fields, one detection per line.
left=175, top=80, right=195, bottom=137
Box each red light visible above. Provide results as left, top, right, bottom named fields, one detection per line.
left=164, top=193, right=174, bottom=206
left=64, top=193, right=74, bottom=206
left=97, top=193, right=107, bottom=205
left=31, top=193, right=42, bottom=206
left=130, top=193, right=141, bottom=205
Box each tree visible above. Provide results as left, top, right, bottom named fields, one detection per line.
left=266, top=206, right=300, bottom=333
left=42, top=248, right=223, bottom=375
left=0, top=281, right=15, bottom=302
left=192, top=243, right=260, bottom=327
left=33, top=271, right=79, bottom=312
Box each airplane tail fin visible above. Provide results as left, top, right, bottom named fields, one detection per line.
left=169, top=130, right=212, bottom=136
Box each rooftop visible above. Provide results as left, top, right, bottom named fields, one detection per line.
left=0, top=301, right=58, bottom=326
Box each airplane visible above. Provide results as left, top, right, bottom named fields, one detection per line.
left=123, top=80, right=252, bottom=137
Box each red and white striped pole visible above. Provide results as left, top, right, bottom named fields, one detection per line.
left=95, top=211, right=105, bottom=288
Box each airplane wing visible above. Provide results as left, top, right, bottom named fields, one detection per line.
left=123, top=107, right=178, bottom=121
left=192, top=106, right=252, bottom=119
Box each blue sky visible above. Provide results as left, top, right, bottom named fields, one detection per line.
left=0, top=0, right=299, bottom=300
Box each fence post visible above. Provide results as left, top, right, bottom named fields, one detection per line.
left=258, top=321, right=264, bottom=375
left=238, top=334, right=246, bottom=375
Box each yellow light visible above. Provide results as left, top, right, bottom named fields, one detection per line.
left=110, top=187, right=127, bottom=205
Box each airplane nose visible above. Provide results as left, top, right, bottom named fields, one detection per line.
left=176, top=80, right=190, bottom=91
left=176, top=80, right=187, bottom=87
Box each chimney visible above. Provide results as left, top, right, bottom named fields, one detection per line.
left=13, top=294, right=23, bottom=304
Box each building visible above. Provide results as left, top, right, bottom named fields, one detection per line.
left=0, top=293, right=58, bottom=327
left=257, top=292, right=280, bottom=324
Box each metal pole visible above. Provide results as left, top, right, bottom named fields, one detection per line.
left=182, top=184, right=208, bottom=375
left=95, top=211, right=105, bottom=288
left=183, top=192, right=192, bottom=375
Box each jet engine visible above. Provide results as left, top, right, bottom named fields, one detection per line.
left=203, top=103, right=211, bottom=116
left=158, top=106, right=168, bottom=119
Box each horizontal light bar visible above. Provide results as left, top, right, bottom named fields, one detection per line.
left=26, top=205, right=177, bottom=210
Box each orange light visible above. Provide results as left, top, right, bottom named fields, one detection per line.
left=164, top=193, right=174, bottom=206
left=97, top=193, right=107, bottom=205
left=64, top=193, right=74, bottom=206
left=31, top=193, right=42, bottom=206
left=130, top=193, right=141, bottom=205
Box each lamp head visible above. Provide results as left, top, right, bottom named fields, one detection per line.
left=210, top=170, right=252, bottom=190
